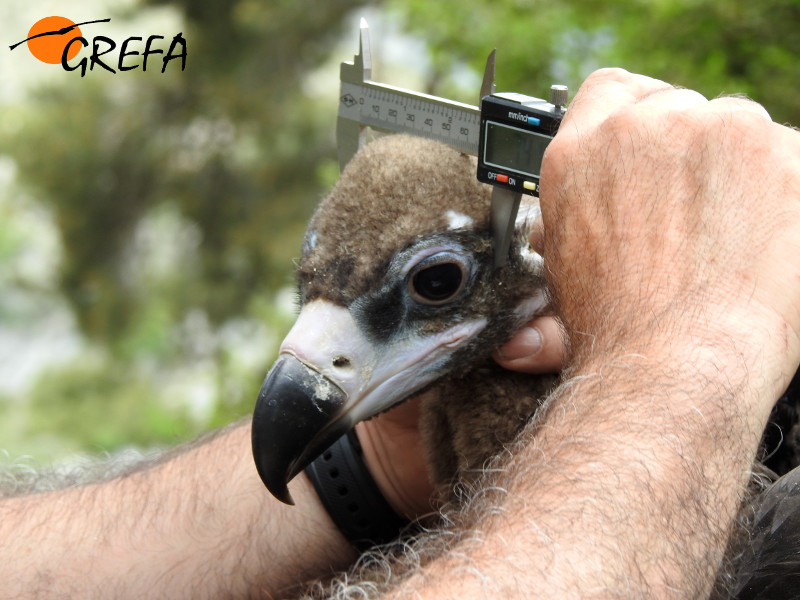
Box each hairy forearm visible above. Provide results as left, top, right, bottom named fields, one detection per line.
left=389, top=348, right=769, bottom=599
left=0, top=421, right=356, bottom=599
left=375, top=68, right=800, bottom=600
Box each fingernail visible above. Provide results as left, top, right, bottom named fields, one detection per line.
left=498, top=326, right=543, bottom=360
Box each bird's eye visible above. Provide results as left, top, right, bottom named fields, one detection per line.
left=408, top=257, right=467, bottom=305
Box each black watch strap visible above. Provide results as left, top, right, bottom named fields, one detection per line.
left=305, top=430, right=410, bottom=550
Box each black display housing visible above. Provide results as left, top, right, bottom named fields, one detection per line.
left=477, top=92, right=565, bottom=197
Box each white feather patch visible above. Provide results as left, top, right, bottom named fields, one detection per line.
left=519, top=244, right=544, bottom=271
left=515, top=200, right=543, bottom=271
left=445, top=210, right=473, bottom=230
left=515, top=289, right=549, bottom=321
left=515, top=201, right=541, bottom=228
left=306, top=230, right=318, bottom=251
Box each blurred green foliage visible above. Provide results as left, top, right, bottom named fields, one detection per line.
left=387, top=0, right=800, bottom=125
left=9, top=0, right=369, bottom=345
left=1, top=0, right=797, bottom=462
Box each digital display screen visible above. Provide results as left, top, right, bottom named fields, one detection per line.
left=482, top=121, right=551, bottom=178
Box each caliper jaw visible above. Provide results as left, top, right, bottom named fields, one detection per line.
left=336, top=18, right=372, bottom=172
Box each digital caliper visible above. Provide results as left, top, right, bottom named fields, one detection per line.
left=337, top=19, right=568, bottom=268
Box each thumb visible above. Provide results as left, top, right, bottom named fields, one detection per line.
left=494, top=316, right=567, bottom=374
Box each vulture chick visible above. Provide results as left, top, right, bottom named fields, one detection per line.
left=251, top=133, right=800, bottom=600
left=252, top=133, right=557, bottom=504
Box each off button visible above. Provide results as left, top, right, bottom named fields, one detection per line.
left=496, top=174, right=509, bottom=184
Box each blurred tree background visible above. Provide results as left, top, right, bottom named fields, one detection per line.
left=0, top=0, right=797, bottom=464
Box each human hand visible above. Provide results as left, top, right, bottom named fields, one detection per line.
left=539, top=68, right=800, bottom=420
left=493, top=315, right=567, bottom=374
left=351, top=71, right=800, bottom=599
left=355, top=396, right=434, bottom=521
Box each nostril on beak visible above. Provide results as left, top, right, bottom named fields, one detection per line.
left=332, top=356, right=351, bottom=369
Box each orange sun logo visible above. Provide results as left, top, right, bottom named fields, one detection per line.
left=9, top=17, right=186, bottom=76
left=25, top=16, right=84, bottom=64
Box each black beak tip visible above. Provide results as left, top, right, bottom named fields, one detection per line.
left=251, top=354, right=348, bottom=505
left=272, top=487, right=295, bottom=506
left=257, top=463, right=295, bottom=505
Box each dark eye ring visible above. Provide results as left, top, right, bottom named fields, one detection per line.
left=408, top=256, right=468, bottom=305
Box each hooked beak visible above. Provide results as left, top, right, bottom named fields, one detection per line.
left=251, top=299, right=487, bottom=504
left=251, top=353, right=349, bottom=504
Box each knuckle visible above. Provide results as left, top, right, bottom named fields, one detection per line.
left=711, top=94, right=771, bottom=119
left=585, top=67, right=633, bottom=86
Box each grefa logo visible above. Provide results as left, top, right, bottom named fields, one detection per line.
left=9, top=16, right=187, bottom=76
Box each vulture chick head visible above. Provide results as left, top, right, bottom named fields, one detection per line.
left=252, top=134, right=556, bottom=504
